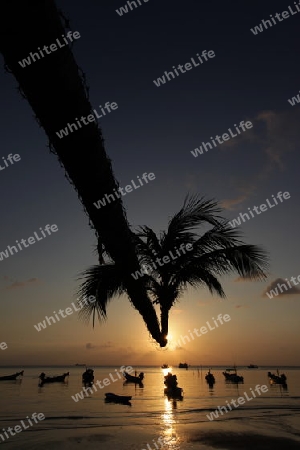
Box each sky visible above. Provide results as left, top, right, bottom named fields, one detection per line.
left=0, top=0, right=300, bottom=367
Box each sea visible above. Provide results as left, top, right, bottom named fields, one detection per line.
left=0, top=365, right=300, bottom=449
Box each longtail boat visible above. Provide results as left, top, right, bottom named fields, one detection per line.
left=0, top=370, right=24, bottom=381
left=164, top=372, right=183, bottom=399
left=123, top=371, right=144, bottom=384
left=268, top=371, right=287, bottom=385
left=223, top=367, right=244, bottom=383
left=105, top=392, right=132, bottom=404
left=39, top=371, right=69, bottom=386
left=205, top=370, right=215, bottom=385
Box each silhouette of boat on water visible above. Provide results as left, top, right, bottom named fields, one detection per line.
left=123, top=371, right=144, bottom=384
left=0, top=370, right=24, bottom=381
left=82, top=368, right=94, bottom=387
left=39, top=372, right=69, bottom=386
left=248, top=364, right=258, bottom=368
left=223, top=366, right=244, bottom=383
left=164, top=372, right=183, bottom=399
left=105, top=393, right=132, bottom=404
left=205, top=369, right=215, bottom=385
left=178, top=362, right=189, bottom=369
left=161, top=364, right=169, bottom=369
left=268, top=371, right=287, bottom=386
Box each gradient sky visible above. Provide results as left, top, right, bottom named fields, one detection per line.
left=0, top=0, right=300, bottom=366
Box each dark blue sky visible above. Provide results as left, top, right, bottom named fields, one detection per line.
left=1, top=0, right=300, bottom=365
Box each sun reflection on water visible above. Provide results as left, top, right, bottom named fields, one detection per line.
left=159, top=397, right=181, bottom=449
left=162, top=367, right=172, bottom=377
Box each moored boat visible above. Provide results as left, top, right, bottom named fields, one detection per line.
left=39, top=372, right=69, bottom=386
left=0, top=370, right=24, bottom=381
left=178, top=362, right=189, bottom=369
left=105, top=392, right=132, bottom=404
left=223, top=367, right=244, bottom=383
left=205, top=370, right=215, bottom=385
left=164, top=386, right=183, bottom=399
left=82, top=368, right=94, bottom=386
left=164, top=372, right=183, bottom=399
left=268, top=371, right=287, bottom=385
left=123, top=371, right=144, bottom=384
left=248, top=364, right=258, bottom=368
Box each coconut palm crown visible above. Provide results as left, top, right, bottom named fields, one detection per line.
left=77, top=195, right=269, bottom=342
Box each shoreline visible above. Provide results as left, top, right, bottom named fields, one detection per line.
left=3, top=421, right=300, bottom=450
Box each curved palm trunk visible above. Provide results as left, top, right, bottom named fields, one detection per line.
left=0, top=0, right=166, bottom=347
left=160, top=306, right=170, bottom=342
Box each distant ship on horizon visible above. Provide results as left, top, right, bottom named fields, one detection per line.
left=178, top=362, right=189, bottom=369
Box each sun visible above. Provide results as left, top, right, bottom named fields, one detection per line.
left=166, top=333, right=177, bottom=350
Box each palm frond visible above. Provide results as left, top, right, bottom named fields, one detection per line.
left=161, top=195, right=223, bottom=251
left=134, top=226, right=162, bottom=260
left=189, top=245, right=269, bottom=280
left=191, top=221, right=244, bottom=254
left=168, top=194, right=222, bottom=232
left=171, top=263, right=226, bottom=299
left=77, top=264, right=126, bottom=326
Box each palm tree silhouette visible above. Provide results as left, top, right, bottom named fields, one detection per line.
left=0, top=2, right=269, bottom=347
left=78, top=195, right=269, bottom=341
left=0, top=0, right=163, bottom=345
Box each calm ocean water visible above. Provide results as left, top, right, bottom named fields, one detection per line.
left=1, top=365, right=300, bottom=449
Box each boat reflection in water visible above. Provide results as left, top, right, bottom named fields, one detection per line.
left=208, top=383, right=215, bottom=396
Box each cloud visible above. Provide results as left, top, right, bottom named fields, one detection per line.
left=220, top=109, right=300, bottom=211
left=220, top=119, right=258, bottom=151
left=220, top=195, right=248, bottom=211
left=171, top=309, right=183, bottom=315
left=221, top=184, right=257, bottom=212
left=99, top=341, right=114, bottom=348
left=262, top=278, right=300, bottom=298
left=85, top=341, right=114, bottom=350
left=197, top=301, right=209, bottom=307
left=85, top=343, right=95, bottom=350
left=5, top=278, right=39, bottom=290
left=256, top=109, right=300, bottom=171
left=234, top=275, right=258, bottom=282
